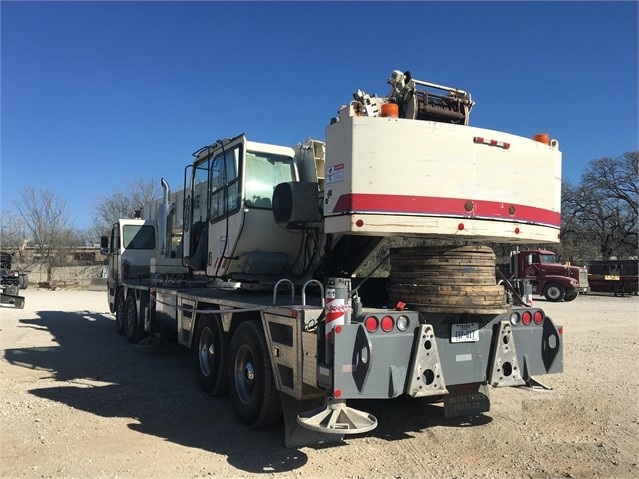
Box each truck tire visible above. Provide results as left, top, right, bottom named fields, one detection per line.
left=114, top=289, right=126, bottom=335
left=194, top=311, right=229, bottom=396
left=18, top=274, right=29, bottom=290
left=544, top=283, right=565, bottom=302
left=229, top=320, right=281, bottom=428
left=124, top=293, right=144, bottom=344
left=563, top=291, right=579, bottom=302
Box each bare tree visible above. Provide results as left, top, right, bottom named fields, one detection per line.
left=0, top=210, right=29, bottom=263
left=92, top=177, right=162, bottom=239
left=562, top=151, right=638, bottom=259
left=13, top=186, right=78, bottom=281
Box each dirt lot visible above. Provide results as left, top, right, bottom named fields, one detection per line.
left=1, top=289, right=637, bottom=479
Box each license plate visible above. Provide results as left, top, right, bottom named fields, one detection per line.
left=451, top=323, right=479, bottom=343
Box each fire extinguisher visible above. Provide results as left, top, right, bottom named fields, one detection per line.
left=122, top=259, right=130, bottom=281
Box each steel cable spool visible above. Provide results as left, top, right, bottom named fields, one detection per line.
left=388, top=245, right=509, bottom=314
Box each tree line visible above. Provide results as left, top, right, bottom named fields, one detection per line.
left=1, top=152, right=637, bottom=277
left=0, top=178, right=161, bottom=280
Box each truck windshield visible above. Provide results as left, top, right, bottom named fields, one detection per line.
left=244, top=151, right=296, bottom=209
left=122, top=225, right=156, bottom=250
left=540, top=254, right=556, bottom=264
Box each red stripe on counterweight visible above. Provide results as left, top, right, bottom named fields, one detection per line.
left=331, top=194, right=560, bottom=227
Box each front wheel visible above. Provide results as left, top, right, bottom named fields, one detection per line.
left=114, top=289, right=126, bottom=335
left=194, top=311, right=229, bottom=396
left=544, top=283, right=565, bottom=302
left=229, top=320, right=281, bottom=428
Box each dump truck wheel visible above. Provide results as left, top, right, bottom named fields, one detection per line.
left=114, top=289, right=126, bottom=335
left=544, top=283, right=565, bottom=302
left=194, top=311, right=229, bottom=396
left=229, top=320, right=281, bottom=428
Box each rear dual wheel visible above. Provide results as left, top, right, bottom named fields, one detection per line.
left=124, top=294, right=145, bottom=344
left=194, top=312, right=229, bottom=396
left=229, top=320, right=281, bottom=428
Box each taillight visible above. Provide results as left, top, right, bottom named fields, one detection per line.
left=381, top=315, right=395, bottom=332
left=533, top=310, right=544, bottom=324
left=521, top=311, right=532, bottom=325
left=510, top=312, right=521, bottom=325
left=365, top=316, right=379, bottom=333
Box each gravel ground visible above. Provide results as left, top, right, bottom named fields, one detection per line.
left=0, top=288, right=637, bottom=479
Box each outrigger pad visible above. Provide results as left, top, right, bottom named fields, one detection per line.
left=281, top=395, right=345, bottom=448
left=297, top=398, right=377, bottom=436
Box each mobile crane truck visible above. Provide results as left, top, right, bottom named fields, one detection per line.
left=101, top=70, right=564, bottom=447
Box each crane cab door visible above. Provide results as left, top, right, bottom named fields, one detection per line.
left=185, top=135, right=304, bottom=280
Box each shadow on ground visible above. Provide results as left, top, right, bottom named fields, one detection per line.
left=4, top=310, right=493, bottom=473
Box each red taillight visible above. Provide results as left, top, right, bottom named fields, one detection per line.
left=533, top=311, right=544, bottom=324
left=381, top=315, right=395, bottom=332
left=558, top=326, right=563, bottom=335
left=522, top=311, right=532, bottom=325
left=365, top=316, right=379, bottom=333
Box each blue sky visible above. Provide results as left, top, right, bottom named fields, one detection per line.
left=2, top=1, right=638, bottom=231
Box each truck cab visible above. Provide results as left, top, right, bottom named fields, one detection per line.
left=102, top=219, right=157, bottom=312
left=511, top=249, right=590, bottom=302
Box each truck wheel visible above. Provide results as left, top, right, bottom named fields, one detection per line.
left=124, top=294, right=144, bottom=344
left=18, top=275, right=29, bottom=290
left=114, top=289, right=126, bottom=335
left=563, top=291, right=579, bottom=302
left=229, top=320, right=281, bottom=428
left=194, top=312, right=229, bottom=396
left=544, top=283, right=565, bottom=302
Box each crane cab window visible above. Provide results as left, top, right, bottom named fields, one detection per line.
left=244, top=151, right=296, bottom=209
left=210, top=145, right=240, bottom=221
left=191, top=158, right=210, bottom=225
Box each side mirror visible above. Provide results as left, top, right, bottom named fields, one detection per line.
left=100, top=235, right=109, bottom=255
left=526, top=254, right=533, bottom=265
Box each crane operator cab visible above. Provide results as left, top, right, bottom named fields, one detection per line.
left=182, top=134, right=323, bottom=283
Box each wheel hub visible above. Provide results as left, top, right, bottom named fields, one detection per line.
left=199, top=328, right=214, bottom=376
left=244, top=363, right=255, bottom=382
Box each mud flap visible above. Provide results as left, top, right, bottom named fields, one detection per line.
left=443, top=383, right=490, bottom=418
